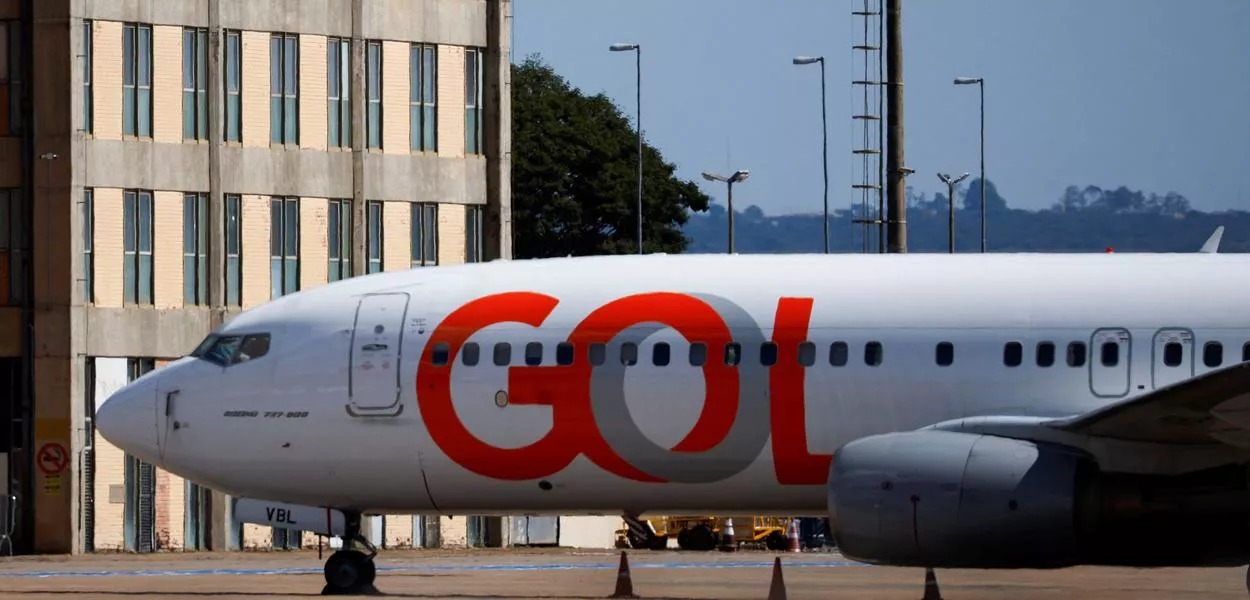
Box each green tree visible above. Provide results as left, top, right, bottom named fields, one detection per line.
left=511, top=55, right=710, bottom=258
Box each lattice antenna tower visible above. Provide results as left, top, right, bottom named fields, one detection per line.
left=850, top=0, right=885, bottom=253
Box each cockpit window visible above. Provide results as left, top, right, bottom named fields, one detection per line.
left=192, top=333, right=271, bottom=366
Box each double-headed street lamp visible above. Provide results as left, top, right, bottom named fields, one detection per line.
left=793, top=55, right=828, bottom=254
left=954, top=76, right=985, bottom=252
left=937, top=172, right=969, bottom=254
left=610, top=42, right=643, bottom=254
left=702, top=170, right=750, bottom=254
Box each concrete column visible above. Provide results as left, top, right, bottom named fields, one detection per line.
left=350, top=0, right=365, bottom=276
left=29, top=0, right=78, bottom=554
left=207, top=0, right=226, bottom=326
left=484, top=0, right=512, bottom=260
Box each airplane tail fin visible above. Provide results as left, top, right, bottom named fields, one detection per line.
left=1199, top=226, right=1224, bottom=253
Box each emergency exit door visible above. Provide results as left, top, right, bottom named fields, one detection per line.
left=1151, top=329, right=1194, bottom=389
left=1090, top=328, right=1132, bottom=398
left=348, top=293, right=411, bottom=416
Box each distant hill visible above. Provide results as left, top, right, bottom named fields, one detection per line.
left=681, top=181, right=1250, bottom=254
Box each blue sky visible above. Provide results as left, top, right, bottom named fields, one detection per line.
left=512, top=0, right=1250, bottom=214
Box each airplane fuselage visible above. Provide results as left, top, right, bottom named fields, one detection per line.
left=107, top=252, right=1250, bottom=519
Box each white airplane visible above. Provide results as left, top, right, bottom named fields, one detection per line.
left=97, top=247, right=1250, bottom=594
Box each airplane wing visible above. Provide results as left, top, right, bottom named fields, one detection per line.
left=1199, top=226, right=1224, bottom=253
left=1048, top=361, right=1250, bottom=448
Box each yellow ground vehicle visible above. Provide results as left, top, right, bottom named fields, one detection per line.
left=617, top=515, right=791, bottom=551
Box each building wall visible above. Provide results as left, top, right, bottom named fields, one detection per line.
left=12, top=0, right=510, bottom=555
left=557, top=517, right=623, bottom=550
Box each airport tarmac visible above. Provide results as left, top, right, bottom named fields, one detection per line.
left=0, top=547, right=1247, bottom=599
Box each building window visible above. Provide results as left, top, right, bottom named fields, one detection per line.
left=270, top=33, right=298, bottom=145
left=0, top=21, right=22, bottom=136
left=225, top=195, right=241, bottom=307
left=182, top=28, right=207, bottom=140
left=0, top=189, right=25, bottom=306
left=366, top=201, right=383, bottom=274
left=82, top=188, right=93, bottom=303
left=123, top=23, right=153, bottom=138
left=183, top=193, right=208, bottom=305
left=82, top=21, right=92, bottom=134
left=410, top=203, right=437, bottom=267
left=123, top=190, right=154, bottom=305
left=366, top=40, right=382, bottom=149
left=224, top=31, right=241, bottom=142
left=327, top=38, right=351, bottom=148
left=327, top=199, right=351, bottom=281
left=410, top=43, right=437, bottom=151
left=270, top=197, right=299, bottom=297
left=464, top=47, right=484, bottom=154
left=465, top=205, right=484, bottom=263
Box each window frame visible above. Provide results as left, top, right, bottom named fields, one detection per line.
left=366, top=40, right=382, bottom=149
left=0, top=188, right=26, bottom=306
left=0, top=21, right=24, bottom=137
left=122, top=23, right=153, bottom=138
left=464, top=47, right=484, bottom=154
left=410, top=202, right=438, bottom=267
left=409, top=43, right=437, bottom=152
left=224, top=194, right=242, bottom=307
left=269, top=33, right=299, bottom=145
left=123, top=190, right=154, bottom=306
left=82, top=20, right=92, bottom=135
left=224, top=30, right=242, bottom=142
left=327, top=199, right=352, bottom=281
left=465, top=205, right=484, bottom=263
left=182, top=27, right=208, bottom=140
left=182, top=193, right=208, bottom=305
left=366, top=200, right=383, bottom=274
left=82, top=188, right=94, bottom=303
left=327, top=37, right=351, bottom=148
left=269, top=197, right=300, bottom=298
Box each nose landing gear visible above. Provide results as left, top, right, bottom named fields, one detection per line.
left=321, top=512, right=380, bottom=596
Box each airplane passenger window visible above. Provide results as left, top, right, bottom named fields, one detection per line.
left=1067, top=342, right=1087, bottom=367
left=525, top=342, right=543, bottom=366
left=1163, top=342, right=1183, bottom=367
left=1243, top=342, right=1250, bottom=363
left=462, top=342, right=480, bottom=366
left=232, top=334, right=271, bottom=364
left=797, top=342, right=816, bottom=367
left=1003, top=342, right=1023, bottom=367
left=864, top=342, right=883, bottom=367
left=724, top=343, right=741, bottom=366
left=556, top=342, right=574, bottom=366
left=621, top=342, right=638, bottom=366
left=760, top=342, right=778, bottom=366
left=935, top=342, right=953, bottom=367
left=829, top=342, right=848, bottom=367
left=1204, top=342, right=1223, bottom=368
left=493, top=342, right=511, bottom=366
left=1036, top=342, right=1055, bottom=367
left=1100, top=342, right=1119, bottom=367
left=653, top=342, right=671, bottom=366
left=431, top=342, right=450, bottom=366
left=689, top=342, right=707, bottom=367
left=589, top=343, right=606, bottom=366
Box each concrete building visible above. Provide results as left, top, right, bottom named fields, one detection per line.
left=0, top=0, right=514, bottom=555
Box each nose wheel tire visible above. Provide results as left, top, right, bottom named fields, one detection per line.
left=322, top=550, right=378, bottom=595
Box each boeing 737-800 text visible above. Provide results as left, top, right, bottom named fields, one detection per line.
left=96, top=252, right=1250, bottom=594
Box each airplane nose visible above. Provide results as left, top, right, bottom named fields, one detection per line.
left=95, top=371, right=161, bottom=465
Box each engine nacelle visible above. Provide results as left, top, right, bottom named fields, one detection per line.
left=827, top=430, right=1097, bottom=568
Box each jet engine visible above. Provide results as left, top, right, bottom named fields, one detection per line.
left=827, top=430, right=1250, bottom=568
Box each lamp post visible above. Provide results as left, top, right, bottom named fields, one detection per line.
left=954, top=76, right=985, bottom=252
left=937, top=172, right=969, bottom=254
left=793, top=55, right=828, bottom=254
left=702, top=170, right=750, bottom=254
left=610, top=42, right=643, bottom=254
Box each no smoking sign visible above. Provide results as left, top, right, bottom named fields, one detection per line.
left=37, top=442, right=70, bottom=476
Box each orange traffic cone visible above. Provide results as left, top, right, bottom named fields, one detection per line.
left=767, top=556, right=787, bottom=600
left=610, top=551, right=638, bottom=599
left=786, top=519, right=801, bottom=553
left=921, top=567, right=943, bottom=600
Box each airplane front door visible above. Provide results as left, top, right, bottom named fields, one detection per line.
left=348, top=293, right=411, bottom=416
left=1151, top=328, right=1194, bottom=389
left=1090, top=328, right=1131, bottom=398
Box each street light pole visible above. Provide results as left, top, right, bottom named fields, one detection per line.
left=702, top=170, right=750, bottom=254
left=793, top=56, right=828, bottom=253
left=954, top=76, right=985, bottom=252
left=937, top=172, right=969, bottom=254
left=610, top=43, right=643, bottom=254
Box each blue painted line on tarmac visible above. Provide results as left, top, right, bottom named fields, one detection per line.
left=0, top=558, right=866, bottom=579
